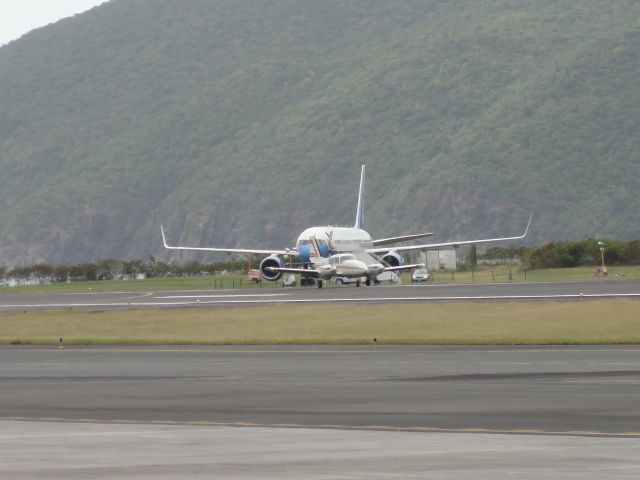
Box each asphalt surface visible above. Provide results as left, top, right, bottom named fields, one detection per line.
left=2, top=345, right=639, bottom=435
left=3, top=284, right=640, bottom=478
left=1, top=279, right=640, bottom=310
left=2, top=345, right=639, bottom=478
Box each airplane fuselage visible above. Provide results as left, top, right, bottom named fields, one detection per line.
left=296, top=226, right=374, bottom=262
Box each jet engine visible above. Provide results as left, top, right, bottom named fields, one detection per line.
left=260, top=255, right=284, bottom=281
left=381, top=251, right=406, bottom=268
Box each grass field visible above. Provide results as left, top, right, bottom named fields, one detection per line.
left=1, top=299, right=639, bottom=345
left=2, top=265, right=640, bottom=295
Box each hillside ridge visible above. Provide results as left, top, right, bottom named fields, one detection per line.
left=1, top=0, right=639, bottom=265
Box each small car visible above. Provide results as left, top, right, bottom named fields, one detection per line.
left=411, top=269, right=430, bottom=282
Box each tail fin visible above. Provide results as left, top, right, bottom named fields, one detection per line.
left=354, top=165, right=365, bottom=229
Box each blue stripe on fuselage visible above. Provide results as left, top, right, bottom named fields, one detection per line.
left=298, top=244, right=311, bottom=263
left=318, top=242, right=330, bottom=258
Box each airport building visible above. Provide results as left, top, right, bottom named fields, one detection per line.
left=421, top=249, right=457, bottom=270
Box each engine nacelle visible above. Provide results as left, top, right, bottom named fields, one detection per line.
left=260, top=255, right=285, bottom=281
left=381, top=251, right=406, bottom=268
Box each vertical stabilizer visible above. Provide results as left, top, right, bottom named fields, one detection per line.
left=354, top=165, right=365, bottom=228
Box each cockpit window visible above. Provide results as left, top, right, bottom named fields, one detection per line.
left=330, top=254, right=354, bottom=265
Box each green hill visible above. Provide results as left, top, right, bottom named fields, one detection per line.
left=1, top=0, right=639, bottom=265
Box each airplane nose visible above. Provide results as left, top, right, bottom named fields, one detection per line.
left=344, top=260, right=368, bottom=275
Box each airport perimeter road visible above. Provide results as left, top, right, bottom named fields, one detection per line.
left=1, top=279, right=640, bottom=310
left=1, top=345, right=639, bottom=435
left=2, top=345, right=639, bottom=479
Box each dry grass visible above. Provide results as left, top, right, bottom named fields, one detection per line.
left=1, top=299, right=639, bottom=345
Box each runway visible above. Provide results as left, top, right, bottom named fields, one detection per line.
left=3, top=284, right=640, bottom=477
left=2, top=345, right=639, bottom=434
left=1, top=345, right=639, bottom=478
left=1, top=279, right=640, bottom=310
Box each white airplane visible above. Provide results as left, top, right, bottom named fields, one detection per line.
left=161, top=165, right=532, bottom=288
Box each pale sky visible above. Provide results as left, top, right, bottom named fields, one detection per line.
left=0, top=0, right=110, bottom=46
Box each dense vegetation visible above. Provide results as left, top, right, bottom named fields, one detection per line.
left=1, top=1, right=639, bottom=266
left=482, top=239, right=640, bottom=269
left=0, top=257, right=247, bottom=283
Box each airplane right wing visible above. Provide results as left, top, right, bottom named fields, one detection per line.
left=371, top=232, right=434, bottom=246
left=382, top=263, right=424, bottom=272
left=161, top=225, right=291, bottom=256
left=367, top=215, right=532, bottom=254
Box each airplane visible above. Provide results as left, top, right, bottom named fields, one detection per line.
left=161, top=165, right=532, bottom=288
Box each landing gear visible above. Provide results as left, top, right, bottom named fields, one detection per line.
left=301, top=278, right=315, bottom=287
left=365, top=278, right=371, bottom=286
left=356, top=279, right=361, bottom=287
left=317, top=280, right=323, bottom=289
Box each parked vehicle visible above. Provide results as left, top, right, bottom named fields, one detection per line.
left=247, top=268, right=261, bottom=283
left=411, top=269, right=431, bottom=282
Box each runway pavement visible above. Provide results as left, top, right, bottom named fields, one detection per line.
left=1, top=279, right=640, bottom=310
left=1, top=345, right=639, bottom=478
left=3, top=284, right=640, bottom=478
left=2, top=345, right=639, bottom=434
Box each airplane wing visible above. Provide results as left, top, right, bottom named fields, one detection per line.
left=371, top=232, right=434, bottom=246
left=161, top=225, right=291, bottom=256
left=264, top=266, right=321, bottom=278
left=383, top=263, right=424, bottom=272
left=367, top=215, right=532, bottom=254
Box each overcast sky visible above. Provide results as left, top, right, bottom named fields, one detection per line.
left=0, top=0, right=109, bottom=46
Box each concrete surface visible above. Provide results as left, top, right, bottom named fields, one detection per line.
left=1, top=420, right=639, bottom=479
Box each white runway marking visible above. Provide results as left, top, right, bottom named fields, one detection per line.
left=1, top=292, right=640, bottom=309
left=154, top=293, right=291, bottom=299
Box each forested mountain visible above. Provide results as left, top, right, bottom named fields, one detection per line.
left=1, top=0, right=639, bottom=265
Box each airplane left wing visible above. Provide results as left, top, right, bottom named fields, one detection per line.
left=367, top=215, right=532, bottom=254
left=161, top=225, right=291, bottom=256
left=263, top=266, right=322, bottom=278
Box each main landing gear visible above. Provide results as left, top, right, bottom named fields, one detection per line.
left=301, top=278, right=322, bottom=288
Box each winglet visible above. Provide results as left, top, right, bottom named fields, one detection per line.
left=354, top=165, right=365, bottom=229
left=522, top=214, right=533, bottom=239
left=160, top=225, right=170, bottom=248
